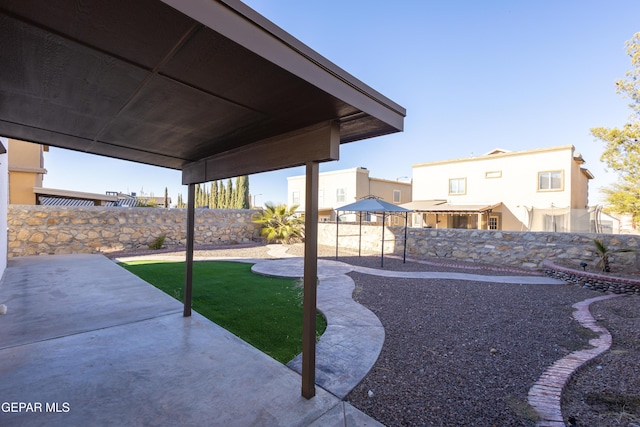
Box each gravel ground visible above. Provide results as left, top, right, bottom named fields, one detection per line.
left=343, top=270, right=598, bottom=426
left=111, top=243, right=640, bottom=426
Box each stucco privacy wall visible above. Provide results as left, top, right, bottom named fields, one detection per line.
left=7, top=206, right=261, bottom=257
left=320, top=223, right=640, bottom=270
left=0, top=137, right=8, bottom=276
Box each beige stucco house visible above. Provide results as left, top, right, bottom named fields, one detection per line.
left=287, top=167, right=411, bottom=222
left=7, top=139, right=171, bottom=207
left=7, top=138, right=48, bottom=205
left=407, top=145, right=596, bottom=232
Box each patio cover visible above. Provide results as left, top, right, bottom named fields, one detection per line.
left=335, top=197, right=410, bottom=267
left=402, top=201, right=502, bottom=214
left=0, top=0, right=406, bottom=399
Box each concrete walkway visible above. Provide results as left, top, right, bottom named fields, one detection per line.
left=252, top=259, right=384, bottom=399
left=0, top=255, right=381, bottom=426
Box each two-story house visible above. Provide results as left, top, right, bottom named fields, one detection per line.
left=287, top=167, right=412, bottom=222
left=406, top=145, right=595, bottom=232
left=6, top=139, right=173, bottom=207
left=7, top=138, right=48, bottom=204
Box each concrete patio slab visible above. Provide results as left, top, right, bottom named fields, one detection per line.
left=0, top=254, right=380, bottom=426
left=0, top=254, right=181, bottom=349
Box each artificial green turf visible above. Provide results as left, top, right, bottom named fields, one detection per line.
left=120, top=261, right=326, bottom=364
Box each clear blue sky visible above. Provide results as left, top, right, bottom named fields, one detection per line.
left=42, top=0, right=640, bottom=206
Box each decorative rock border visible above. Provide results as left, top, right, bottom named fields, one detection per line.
left=527, top=294, right=623, bottom=426
left=543, top=260, right=640, bottom=295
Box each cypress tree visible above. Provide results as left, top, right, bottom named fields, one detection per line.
left=210, top=181, right=217, bottom=209
left=216, top=180, right=224, bottom=208
left=225, top=178, right=233, bottom=208
left=236, top=175, right=250, bottom=209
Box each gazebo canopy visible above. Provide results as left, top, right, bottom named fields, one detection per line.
left=335, top=197, right=410, bottom=267
left=337, top=198, right=411, bottom=214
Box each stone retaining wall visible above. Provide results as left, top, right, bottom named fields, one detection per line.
left=7, top=205, right=261, bottom=257
left=319, top=223, right=640, bottom=271
left=8, top=207, right=640, bottom=272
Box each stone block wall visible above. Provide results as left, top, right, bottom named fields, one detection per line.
left=7, top=205, right=261, bottom=257
left=7, top=207, right=640, bottom=271
left=319, top=223, right=640, bottom=270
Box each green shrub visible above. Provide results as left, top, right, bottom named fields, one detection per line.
left=148, top=234, right=166, bottom=250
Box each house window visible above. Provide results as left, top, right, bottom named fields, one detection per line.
left=393, top=190, right=401, bottom=203
left=291, top=191, right=300, bottom=205
left=449, top=178, right=466, bottom=195
left=336, top=188, right=346, bottom=203
left=538, top=171, right=563, bottom=191
left=488, top=215, right=499, bottom=230
left=485, top=170, right=502, bottom=179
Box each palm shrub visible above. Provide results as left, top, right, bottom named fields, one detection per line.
left=593, top=238, right=635, bottom=272
left=252, top=203, right=305, bottom=243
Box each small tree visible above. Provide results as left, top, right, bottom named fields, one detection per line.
left=252, top=203, right=305, bottom=243
left=591, top=32, right=640, bottom=226
left=593, top=239, right=635, bottom=272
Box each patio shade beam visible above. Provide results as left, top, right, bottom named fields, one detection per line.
left=182, top=121, right=340, bottom=184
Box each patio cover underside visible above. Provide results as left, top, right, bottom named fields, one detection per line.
left=0, top=0, right=405, bottom=400
left=0, top=0, right=404, bottom=178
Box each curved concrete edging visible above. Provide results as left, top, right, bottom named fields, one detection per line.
left=251, top=258, right=384, bottom=399
left=286, top=274, right=385, bottom=399
left=527, top=294, right=624, bottom=427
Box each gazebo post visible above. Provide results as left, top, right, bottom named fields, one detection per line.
left=302, top=161, right=319, bottom=399
left=183, top=183, right=195, bottom=317
left=403, top=212, right=408, bottom=263
left=335, top=209, right=339, bottom=260
left=381, top=211, right=386, bottom=267
left=358, top=211, right=362, bottom=257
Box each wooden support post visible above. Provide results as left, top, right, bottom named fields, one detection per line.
left=302, top=161, right=319, bottom=399
left=183, top=183, right=195, bottom=317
